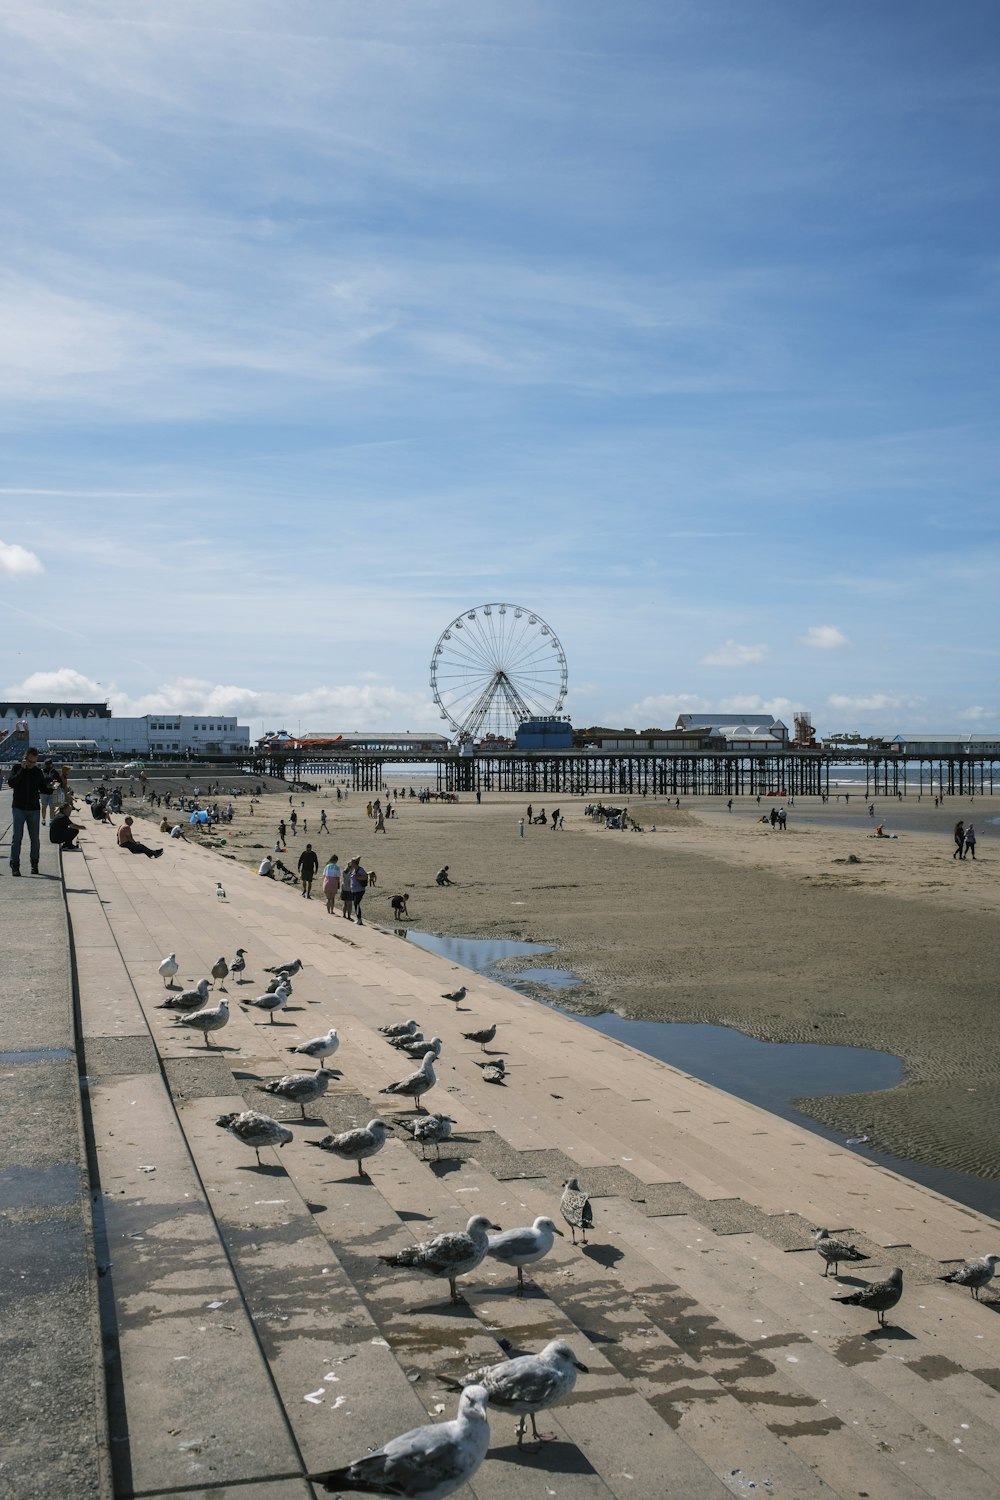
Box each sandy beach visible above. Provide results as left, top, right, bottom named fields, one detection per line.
left=130, top=776, right=1000, bottom=1185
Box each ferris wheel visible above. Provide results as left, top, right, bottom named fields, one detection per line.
left=430, top=604, right=568, bottom=741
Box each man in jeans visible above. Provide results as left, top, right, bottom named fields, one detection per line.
left=8, top=746, right=55, bottom=876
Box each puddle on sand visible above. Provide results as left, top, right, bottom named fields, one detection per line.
left=398, top=928, right=1000, bottom=1220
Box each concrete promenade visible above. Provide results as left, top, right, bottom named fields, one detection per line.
left=5, top=798, right=1000, bottom=1499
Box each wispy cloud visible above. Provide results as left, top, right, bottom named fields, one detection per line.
left=801, top=625, right=847, bottom=650
left=701, top=640, right=768, bottom=667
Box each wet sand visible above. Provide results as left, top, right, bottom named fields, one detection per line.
left=133, top=779, right=1000, bottom=1185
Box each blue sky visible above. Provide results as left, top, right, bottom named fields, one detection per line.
left=2, top=1, right=998, bottom=738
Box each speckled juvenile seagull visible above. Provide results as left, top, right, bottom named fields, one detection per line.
left=261, top=1066, right=335, bottom=1119
left=216, top=1109, right=293, bottom=1166
left=378, top=1018, right=421, bottom=1038
left=440, top=1339, right=588, bottom=1446
left=461, top=1023, right=497, bottom=1051
left=157, top=978, right=210, bottom=1011
left=175, top=998, right=230, bottom=1047
left=399, top=1035, right=443, bottom=1062
left=397, top=1114, right=454, bottom=1160
left=560, top=1178, right=594, bottom=1246
left=938, top=1253, right=1000, bottom=1300
left=265, top=957, right=303, bottom=977
left=310, top=1384, right=490, bottom=1499
left=813, top=1228, right=868, bottom=1278
left=210, top=956, right=229, bottom=989
left=380, top=1214, right=500, bottom=1304
left=833, top=1267, right=903, bottom=1327
left=306, top=1118, right=391, bottom=1177
left=379, top=1051, right=437, bottom=1111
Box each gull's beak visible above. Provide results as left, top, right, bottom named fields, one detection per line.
left=574, top=1358, right=590, bottom=1372
left=552, top=1226, right=565, bottom=1236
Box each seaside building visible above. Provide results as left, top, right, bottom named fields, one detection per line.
left=675, top=712, right=789, bottom=746
left=0, top=700, right=250, bottom=759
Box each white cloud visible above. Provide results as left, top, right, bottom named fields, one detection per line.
left=701, top=640, right=767, bottom=667
left=801, top=624, right=848, bottom=650
left=0, top=539, right=43, bottom=576
left=826, top=692, right=920, bottom=715
left=5, top=666, right=101, bottom=697
left=957, top=704, right=995, bottom=722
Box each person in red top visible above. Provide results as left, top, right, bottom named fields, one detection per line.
left=116, top=817, right=163, bottom=859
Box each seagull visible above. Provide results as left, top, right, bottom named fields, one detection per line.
left=378, top=1018, right=421, bottom=1038
left=158, top=953, right=179, bottom=989
left=938, top=1253, right=1000, bottom=1300
left=216, top=1109, right=293, bottom=1166
left=379, top=1215, right=500, bottom=1304
left=216, top=881, right=226, bottom=901
left=310, top=1384, right=490, bottom=1499
left=388, top=1029, right=426, bottom=1051
left=833, top=1267, right=903, bottom=1327
left=210, top=956, right=229, bottom=990
left=440, top=1340, right=588, bottom=1446
left=560, top=1178, right=594, bottom=1246
left=157, top=978, right=211, bottom=1011
left=487, top=1216, right=563, bottom=1296
left=478, top=1058, right=506, bottom=1085
left=240, top=983, right=291, bottom=1024
left=261, top=1066, right=335, bottom=1120
left=265, top=976, right=292, bottom=995
left=441, top=986, right=467, bottom=1003
left=286, top=1027, right=339, bottom=1067
left=813, top=1228, right=868, bottom=1278
left=379, top=1052, right=437, bottom=1111
left=461, top=1023, right=496, bottom=1051
left=306, top=1118, right=391, bottom=1177
left=397, top=1114, right=454, bottom=1160
left=230, top=948, right=248, bottom=983
left=399, top=1035, right=443, bottom=1062
left=265, top=957, right=303, bottom=977
left=175, top=998, right=230, bottom=1047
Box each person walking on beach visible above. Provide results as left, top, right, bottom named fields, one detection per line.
left=518, top=818, right=525, bottom=838
left=8, top=747, right=56, bottom=875
left=550, top=807, right=561, bottom=831
left=278, top=819, right=287, bottom=847
left=290, top=809, right=297, bottom=836
left=322, top=853, right=341, bottom=912
left=297, top=842, right=319, bottom=898
left=953, top=820, right=966, bottom=859
left=319, top=808, right=328, bottom=833
left=964, top=823, right=977, bottom=860
left=526, top=803, right=533, bottom=826
left=350, top=858, right=369, bottom=924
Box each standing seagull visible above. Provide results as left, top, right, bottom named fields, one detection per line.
left=230, top=948, right=248, bottom=983
left=379, top=1052, right=437, bottom=1111
left=215, top=881, right=226, bottom=901
left=216, top=1109, right=293, bottom=1166
left=379, top=1018, right=421, bottom=1038
left=265, top=957, right=303, bottom=977
left=441, top=986, right=467, bottom=1004
left=440, top=1340, right=588, bottom=1446
left=286, top=1027, right=339, bottom=1068
left=306, top=1118, right=391, bottom=1178
left=833, top=1267, right=903, bottom=1328
left=310, top=1384, right=490, bottom=1499
left=397, top=1114, right=454, bottom=1160
left=240, top=983, right=291, bottom=1024
left=158, top=953, right=179, bottom=989
left=560, top=1178, right=594, bottom=1246
left=938, top=1253, right=1000, bottom=1301
left=813, top=1228, right=868, bottom=1278
left=461, top=1023, right=497, bottom=1052
left=261, top=1066, right=335, bottom=1120
left=379, top=1215, right=500, bottom=1305
left=175, top=998, right=230, bottom=1048
left=157, top=978, right=210, bottom=1011
left=210, top=956, right=229, bottom=990
left=487, top=1216, right=563, bottom=1296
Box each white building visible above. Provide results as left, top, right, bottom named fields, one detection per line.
left=0, top=701, right=250, bottom=758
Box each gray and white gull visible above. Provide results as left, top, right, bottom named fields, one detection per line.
left=380, top=1214, right=500, bottom=1304
left=216, top=1109, right=293, bottom=1165
left=440, top=1339, right=588, bottom=1445
left=261, top=1066, right=335, bottom=1119
left=311, top=1384, right=490, bottom=1499
left=487, top=1216, right=563, bottom=1296
left=306, top=1118, right=391, bottom=1177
